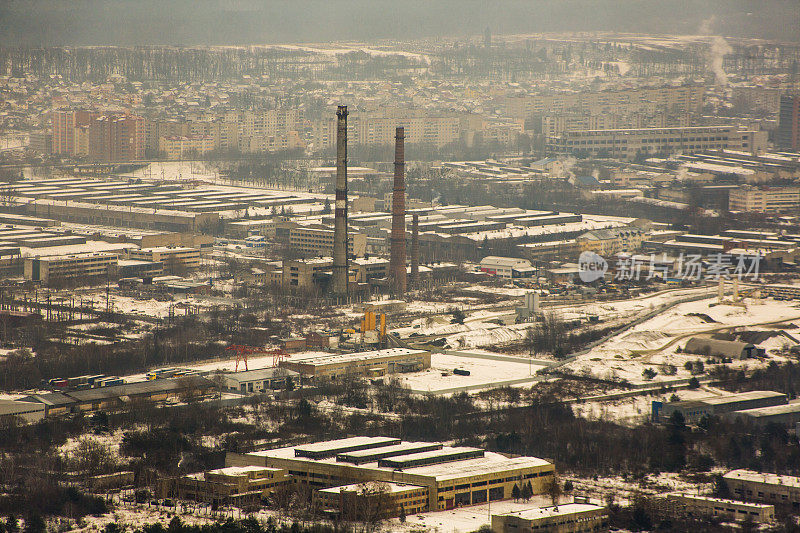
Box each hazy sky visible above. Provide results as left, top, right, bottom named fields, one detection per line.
left=1, top=0, right=798, bottom=46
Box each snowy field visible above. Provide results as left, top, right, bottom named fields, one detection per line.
left=570, top=386, right=733, bottom=426
left=566, top=296, right=800, bottom=384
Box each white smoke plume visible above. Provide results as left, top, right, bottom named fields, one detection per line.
left=699, top=15, right=715, bottom=35
left=561, top=156, right=577, bottom=178
left=708, top=36, right=733, bottom=86
left=699, top=15, right=732, bottom=86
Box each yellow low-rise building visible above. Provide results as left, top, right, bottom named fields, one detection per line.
left=317, top=481, right=428, bottom=519
left=227, top=436, right=555, bottom=515
left=666, top=493, right=774, bottom=523
left=723, top=469, right=800, bottom=511
left=491, top=503, right=609, bottom=533
left=161, top=466, right=291, bottom=507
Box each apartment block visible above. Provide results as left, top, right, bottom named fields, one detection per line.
left=506, top=85, right=705, bottom=119
left=548, top=126, right=767, bottom=159
left=312, top=111, right=463, bottom=149
left=777, top=94, right=800, bottom=152
left=159, top=135, right=214, bottom=159
left=576, top=227, right=644, bottom=255
left=88, top=113, right=145, bottom=162
left=51, top=110, right=100, bottom=155
left=729, top=185, right=800, bottom=213
left=24, top=252, right=118, bottom=285
left=723, top=470, right=800, bottom=511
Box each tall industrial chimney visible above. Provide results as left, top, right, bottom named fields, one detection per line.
left=390, top=127, right=407, bottom=295
left=410, top=213, right=420, bottom=286
left=332, top=105, right=349, bottom=298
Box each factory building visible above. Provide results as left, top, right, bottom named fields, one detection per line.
left=128, top=246, right=202, bottom=272
left=226, top=437, right=555, bottom=516
left=729, top=186, right=800, bottom=214
left=25, top=200, right=219, bottom=233
left=723, top=470, right=800, bottom=511
left=653, top=391, right=788, bottom=424
left=665, top=493, right=775, bottom=523
left=317, top=482, right=429, bottom=519
left=219, top=367, right=300, bottom=394
left=160, top=466, right=292, bottom=508
left=491, top=503, right=609, bottom=533
left=24, top=252, right=119, bottom=285
left=721, top=400, right=800, bottom=427
left=0, top=400, right=46, bottom=424
left=279, top=225, right=367, bottom=258
left=282, top=258, right=334, bottom=290
left=280, top=348, right=431, bottom=379
left=22, top=377, right=215, bottom=416
left=479, top=256, right=533, bottom=279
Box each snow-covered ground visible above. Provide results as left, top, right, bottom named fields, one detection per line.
left=397, top=352, right=547, bottom=394
left=566, top=296, right=800, bottom=384
left=571, top=386, right=730, bottom=426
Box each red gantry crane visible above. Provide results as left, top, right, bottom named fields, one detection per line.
left=225, top=345, right=289, bottom=372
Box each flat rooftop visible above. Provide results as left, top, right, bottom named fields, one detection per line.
left=378, top=447, right=484, bottom=468
left=731, top=400, right=800, bottom=418
left=207, top=465, right=282, bottom=476
left=318, top=482, right=425, bottom=495
left=249, top=439, right=551, bottom=482
left=724, top=469, right=800, bottom=489
left=702, top=391, right=786, bottom=406
left=496, top=503, right=605, bottom=520
left=337, top=442, right=443, bottom=464
left=284, top=348, right=428, bottom=367
left=669, top=493, right=773, bottom=508
left=294, top=436, right=400, bottom=459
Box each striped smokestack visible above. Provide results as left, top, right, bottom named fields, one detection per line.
left=390, top=127, right=407, bottom=295
left=331, top=105, right=349, bottom=298
left=410, top=212, right=420, bottom=286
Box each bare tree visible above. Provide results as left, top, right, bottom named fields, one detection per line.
left=544, top=474, right=563, bottom=510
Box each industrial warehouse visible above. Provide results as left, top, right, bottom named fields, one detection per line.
left=278, top=348, right=431, bottom=379
left=226, top=437, right=555, bottom=516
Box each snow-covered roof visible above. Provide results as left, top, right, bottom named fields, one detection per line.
left=496, top=503, right=605, bottom=520
left=724, top=469, right=800, bottom=489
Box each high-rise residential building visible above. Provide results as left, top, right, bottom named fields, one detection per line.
left=51, top=109, right=144, bottom=161
left=88, top=113, right=145, bottom=162
left=51, top=110, right=100, bottom=155
left=777, top=94, right=800, bottom=152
